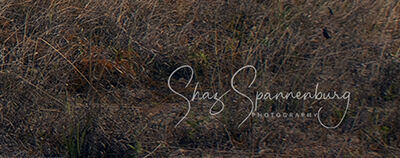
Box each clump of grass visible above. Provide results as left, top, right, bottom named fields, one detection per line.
left=0, top=0, right=399, bottom=157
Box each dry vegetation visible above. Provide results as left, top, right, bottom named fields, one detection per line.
left=0, top=0, right=399, bottom=157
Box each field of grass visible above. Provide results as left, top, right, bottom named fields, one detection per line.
left=0, top=0, right=399, bottom=157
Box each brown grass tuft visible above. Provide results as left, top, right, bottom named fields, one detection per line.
left=0, top=0, right=399, bottom=157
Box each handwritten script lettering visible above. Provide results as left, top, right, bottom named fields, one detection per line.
left=168, top=65, right=351, bottom=129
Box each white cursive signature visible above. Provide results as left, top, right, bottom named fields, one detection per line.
left=168, top=65, right=351, bottom=129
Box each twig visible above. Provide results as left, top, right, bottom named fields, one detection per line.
left=143, top=143, right=162, bottom=158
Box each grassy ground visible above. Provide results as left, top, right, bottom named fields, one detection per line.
left=0, top=0, right=399, bottom=157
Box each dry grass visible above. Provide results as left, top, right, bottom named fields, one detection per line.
left=0, top=0, right=399, bottom=157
